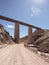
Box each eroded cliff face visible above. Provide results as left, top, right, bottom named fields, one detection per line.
left=33, top=29, right=49, bottom=53
left=21, top=29, right=49, bottom=53
left=0, top=24, right=13, bottom=45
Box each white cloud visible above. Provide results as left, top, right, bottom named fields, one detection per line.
left=31, top=7, right=41, bottom=16
left=28, top=0, right=48, bottom=17
left=7, top=25, right=14, bottom=29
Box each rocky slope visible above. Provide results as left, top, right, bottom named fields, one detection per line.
left=0, top=24, right=13, bottom=45
left=33, top=29, right=49, bottom=53
left=20, top=29, right=49, bottom=53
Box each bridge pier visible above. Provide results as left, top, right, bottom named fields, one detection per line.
left=14, top=23, right=19, bottom=43
left=28, top=27, right=33, bottom=44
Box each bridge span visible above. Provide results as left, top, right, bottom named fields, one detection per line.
left=0, top=15, right=42, bottom=43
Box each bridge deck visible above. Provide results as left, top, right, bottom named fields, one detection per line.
left=0, top=15, right=41, bottom=29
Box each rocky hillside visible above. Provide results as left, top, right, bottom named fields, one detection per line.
left=0, top=24, right=13, bottom=45
left=20, top=29, right=49, bottom=53
left=34, top=29, right=49, bottom=53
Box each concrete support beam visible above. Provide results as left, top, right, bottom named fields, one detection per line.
left=28, top=27, right=32, bottom=44
left=14, top=23, right=19, bottom=43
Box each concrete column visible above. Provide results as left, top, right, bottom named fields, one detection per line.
left=14, top=23, right=19, bottom=43
left=28, top=27, right=32, bottom=44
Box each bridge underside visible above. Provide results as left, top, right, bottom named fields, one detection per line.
left=0, top=15, right=41, bottom=43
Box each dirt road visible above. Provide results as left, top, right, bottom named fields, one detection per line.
left=0, top=44, right=49, bottom=65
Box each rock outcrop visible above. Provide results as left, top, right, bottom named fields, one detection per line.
left=34, top=29, right=49, bottom=53
left=21, top=29, right=49, bottom=53
left=0, top=24, right=13, bottom=45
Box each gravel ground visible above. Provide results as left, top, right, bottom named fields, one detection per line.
left=0, top=44, right=49, bottom=65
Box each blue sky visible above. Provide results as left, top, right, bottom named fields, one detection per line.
left=0, top=0, right=49, bottom=38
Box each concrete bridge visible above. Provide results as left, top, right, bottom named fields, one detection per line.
left=0, top=15, right=41, bottom=43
